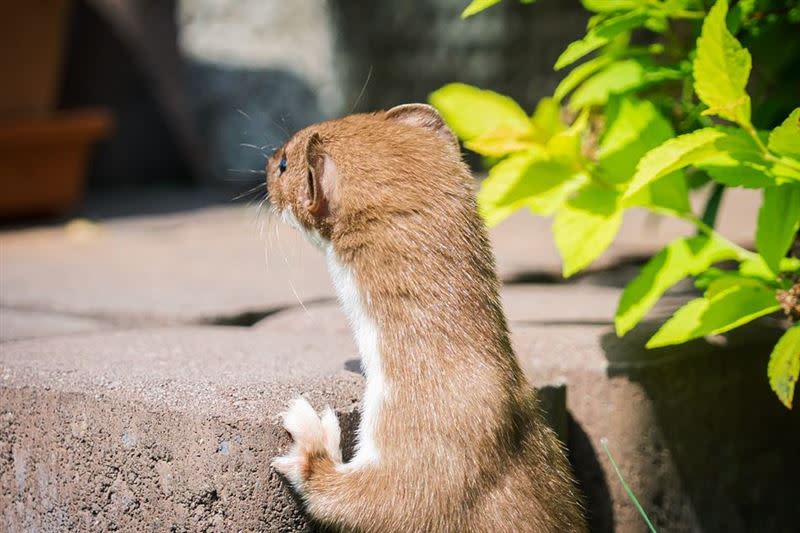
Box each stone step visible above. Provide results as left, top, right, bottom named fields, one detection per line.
left=3, top=291, right=798, bottom=532
left=0, top=188, right=759, bottom=329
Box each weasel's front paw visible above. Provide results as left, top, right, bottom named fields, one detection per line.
left=272, top=396, right=342, bottom=489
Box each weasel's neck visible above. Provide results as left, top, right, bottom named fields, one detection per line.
left=325, top=227, right=514, bottom=380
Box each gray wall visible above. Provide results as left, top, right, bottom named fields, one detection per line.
left=178, top=0, right=589, bottom=183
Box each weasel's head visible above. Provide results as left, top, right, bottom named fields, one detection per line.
left=266, top=104, right=467, bottom=248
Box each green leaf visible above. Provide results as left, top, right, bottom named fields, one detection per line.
left=623, top=127, right=788, bottom=201
left=703, top=273, right=771, bottom=298
left=768, top=108, right=800, bottom=159
left=527, top=174, right=588, bottom=216
left=568, top=59, right=682, bottom=111
left=738, top=257, right=771, bottom=279
left=623, top=128, right=726, bottom=200
left=646, top=285, right=781, bottom=348
left=496, top=159, right=578, bottom=208
left=555, top=10, right=650, bottom=70
left=595, top=97, right=690, bottom=214
left=693, top=0, right=752, bottom=126
left=736, top=256, right=800, bottom=281
left=477, top=152, right=539, bottom=226
left=615, top=235, right=740, bottom=336
left=553, top=184, right=623, bottom=277
left=756, top=184, right=800, bottom=273
left=546, top=109, right=589, bottom=162
left=554, top=54, right=614, bottom=103
left=581, top=0, right=644, bottom=13
left=598, top=96, right=674, bottom=184
left=693, top=128, right=780, bottom=188
left=465, top=126, right=541, bottom=157
left=625, top=171, right=691, bottom=215
left=768, top=325, right=800, bottom=409
left=530, top=97, right=565, bottom=142
left=462, top=0, right=502, bottom=18
left=478, top=152, right=584, bottom=226
left=429, top=83, right=532, bottom=141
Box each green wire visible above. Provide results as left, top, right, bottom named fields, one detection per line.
left=601, top=438, right=658, bottom=533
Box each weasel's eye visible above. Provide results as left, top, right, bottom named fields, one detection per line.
left=278, top=155, right=287, bottom=174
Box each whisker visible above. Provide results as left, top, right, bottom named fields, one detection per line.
left=351, top=65, right=374, bottom=113
left=270, top=114, right=290, bottom=140
left=273, top=215, right=311, bottom=318
left=240, top=143, right=268, bottom=158
left=232, top=182, right=266, bottom=201
left=236, top=109, right=252, bottom=121
left=228, top=168, right=266, bottom=175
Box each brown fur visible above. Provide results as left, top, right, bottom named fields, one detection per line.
left=267, top=105, right=586, bottom=532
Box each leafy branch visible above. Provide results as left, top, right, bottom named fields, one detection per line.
left=432, top=0, right=800, bottom=408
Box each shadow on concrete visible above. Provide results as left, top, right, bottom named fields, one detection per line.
left=568, top=413, right=613, bottom=533
left=599, top=320, right=800, bottom=532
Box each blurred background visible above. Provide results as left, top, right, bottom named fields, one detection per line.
left=0, top=0, right=589, bottom=220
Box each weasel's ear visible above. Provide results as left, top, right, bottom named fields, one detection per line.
left=304, top=133, right=336, bottom=217
left=385, top=104, right=460, bottom=152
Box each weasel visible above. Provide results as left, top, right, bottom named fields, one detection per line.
left=268, top=104, right=586, bottom=532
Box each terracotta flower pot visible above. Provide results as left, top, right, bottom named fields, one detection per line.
left=0, top=1, right=72, bottom=118
left=0, top=111, right=112, bottom=217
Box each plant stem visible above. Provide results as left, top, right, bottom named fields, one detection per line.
left=744, top=123, right=769, bottom=154
left=670, top=10, right=706, bottom=19
left=700, top=183, right=725, bottom=230
left=742, top=122, right=800, bottom=174
left=683, top=213, right=759, bottom=261
left=765, top=152, right=800, bottom=174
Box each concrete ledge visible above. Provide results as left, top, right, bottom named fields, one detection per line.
left=1, top=327, right=361, bottom=531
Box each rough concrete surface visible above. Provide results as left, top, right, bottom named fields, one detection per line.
left=0, top=309, right=110, bottom=342
left=1, top=327, right=361, bottom=532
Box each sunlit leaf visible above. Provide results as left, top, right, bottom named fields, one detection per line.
left=478, top=150, right=584, bottom=226
left=623, top=128, right=726, bottom=200
left=530, top=97, right=565, bottom=142
left=693, top=0, right=752, bottom=126
left=646, top=285, right=781, bottom=348
left=477, top=152, right=540, bottom=226
left=768, top=325, right=800, bottom=409
left=568, top=59, right=682, bottom=111
left=756, top=184, right=800, bottom=273
left=581, top=0, right=645, bottom=12
left=625, top=171, right=691, bottom=215
left=546, top=109, right=589, bottom=161
left=553, top=184, right=623, bottom=277
left=462, top=0, right=502, bottom=18
left=554, top=54, right=614, bottom=103
left=623, top=127, right=787, bottom=201
left=703, top=274, right=770, bottom=298
left=768, top=108, right=800, bottom=159
left=465, top=126, right=541, bottom=157
left=555, top=10, right=650, bottom=70
left=697, top=127, right=800, bottom=186
left=527, top=174, right=588, bottom=216
left=429, top=83, right=532, bottom=141
left=615, top=235, right=740, bottom=336
left=598, top=96, right=674, bottom=184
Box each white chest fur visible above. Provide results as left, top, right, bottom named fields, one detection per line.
left=325, top=247, right=385, bottom=468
